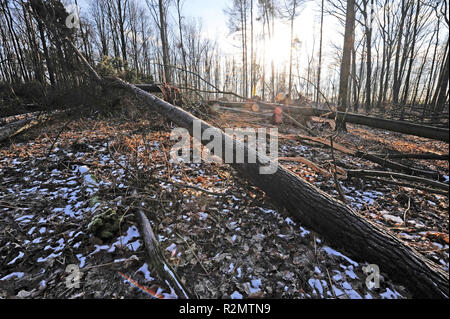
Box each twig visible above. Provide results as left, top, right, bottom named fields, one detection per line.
left=330, top=136, right=348, bottom=203
left=107, top=141, right=139, bottom=181
left=155, top=177, right=226, bottom=197
left=175, top=233, right=209, bottom=275
left=403, top=197, right=411, bottom=226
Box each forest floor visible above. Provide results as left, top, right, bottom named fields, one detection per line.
left=0, top=105, right=448, bottom=299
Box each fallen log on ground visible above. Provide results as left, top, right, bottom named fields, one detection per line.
left=0, top=118, right=34, bottom=142
left=354, top=176, right=449, bottom=197
left=135, top=84, right=163, bottom=93
left=70, top=43, right=449, bottom=298
left=0, top=114, right=47, bottom=143
left=314, top=110, right=449, bottom=143
left=0, top=110, right=69, bottom=143
left=135, top=208, right=192, bottom=299
left=347, top=169, right=449, bottom=193
left=0, top=111, right=42, bottom=126
left=207, top=100, right=315, bottom=116
left=215, top=105, right=272, bottom=117
left=371, top=153, right=448, bottom=161
left=111, top=77, right=448, bottom=298
left=295, top=135, right=441, bottom=180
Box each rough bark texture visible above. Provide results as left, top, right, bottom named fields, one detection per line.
left=347, top=169, right=449, bottom=192
left=136, top=208, right=192, bottom=299
left=0, top=118, right=35, bottom=142
left=110, top=77, right=449, bottom=298
left=315, top=110, right=449, bottom=143
left=370, top=153, right=448, bottom=161
left=135, top=84, right=163, bottom=93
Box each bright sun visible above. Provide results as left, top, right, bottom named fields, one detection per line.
left=263, top=29, right=295, bottom=70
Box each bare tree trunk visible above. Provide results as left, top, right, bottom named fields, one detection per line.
left=336, top=0, right=355, bottom=131
left=158, top=0, right=171, bottom=83
left=106, top=76, right=449, bottom=299
left=315, top=0, right=324, bottom=107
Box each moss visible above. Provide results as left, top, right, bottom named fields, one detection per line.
left=88, top=209, right=121, bottom=241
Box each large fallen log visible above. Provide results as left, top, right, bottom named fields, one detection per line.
left=135, top=84, right=163, bottom=93
left=0, top=118, right=35, bottom=142
left=207, top=100, right=315, bottom=117
left=110, top=77, right=448, bottom=298
left=315, top=110, right=449, bottom=143
left=0, top=110, right=68, bottom=143
left=371, top=153, right=448, bottom=161
left=69, top=43, right=448, bottom=298
left=347, top=169, right=449, bottom=193
left=0, top=115, right=50, bottom=143
left=0, top=111, right=42, bottom=126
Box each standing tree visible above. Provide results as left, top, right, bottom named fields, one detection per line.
left=146, top=0, right=171, bottom=83
left=280, top=0, right=304, bottom=99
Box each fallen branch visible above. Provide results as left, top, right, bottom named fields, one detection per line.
left=355, top=176, right=448, bottom=197
left=330, top=136, right=349, bottom=203
left=295, top=135, right=441, bottom=179
left=283, top=112, right=317, bottom=136
left=347, top=169, right=449, bottom=192
left=278, top=156, right=333, bottom=178
left=314, top=110, right=449, bottom=143
left=371, top=153, right=448, bottom=161
left=0, top=112, right=54, bottom=143
left=135, top=207, right=193, bottom=299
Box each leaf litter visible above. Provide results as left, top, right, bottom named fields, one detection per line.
left=0, top=110, right=447, bottom=299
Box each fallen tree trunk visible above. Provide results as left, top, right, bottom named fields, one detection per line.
left=69, top=43, right=448, bottom=298
left=136, top=208, right=192, bottom=299
left=295, top=135, right=441, bottom=180
left=0, top=118, right=35, bottom=142
left=135, top=84, right=163, bottom=93
left=110, top=77, right=448, bottom=298
left=0, top=111, right=42, bottom=126
left=354, top=176, right=449, bottom=197
left=0, top=110, right=68, bottom=143
left=215, top=105, right=272, bottom=117
left=314, top=110, right=449, bottom=143
left=371, top=153, right=448, bottom=161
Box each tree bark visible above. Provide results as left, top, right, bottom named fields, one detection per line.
left=110, top=76, right=448, bottom=298
left=69, top=40, right=449, bottom=298
left=336, top=0, right=355, bottom=131
left=315, top=110, right=449, bottom=143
